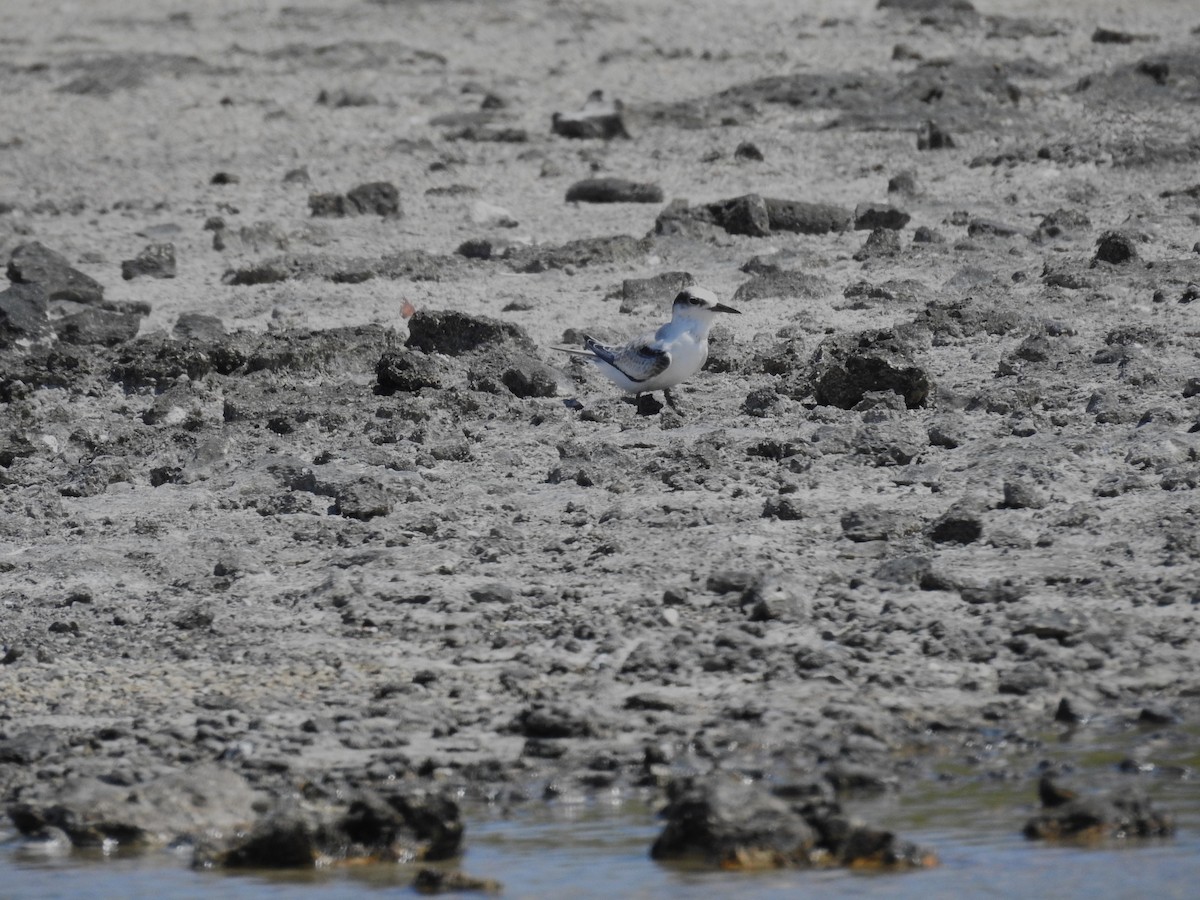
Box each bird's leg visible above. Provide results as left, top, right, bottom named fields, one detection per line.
left=663, top=388, right=685, bottom=415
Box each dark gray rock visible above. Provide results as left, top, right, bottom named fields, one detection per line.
left=810, top=328, right=932, bottom=409
left=376, top=348, right=451, bottom=393
left=1093, top=230, right=1140, bottom=264
left=309, top=182, right=401, bottom=218
left=8, top=242, right=105, bottom=304
left=509, top=704, right=598, bottom=739
left=173, top=313, right=227, bottom=341
left=55, top=308, right=142, bottom=346
left=968, top=219, right=1024, bottom=239
left=0, top=283, right=52, bottom=346
left=853, top=227, right=902, bottom=260
left=854, top=203, right=910, bottom=231
left=928, top=497, right=987, bottom=544
left=502, top=235, right=649, bottom=273
left=565, top=178, right=662, bottom=204
left=917, top=119, right=955, bottom=150
left=734, top=270, right=831, bottom=303
left=121, top=243, right=176, bottom=280
left=764, top=198, right=852, bottom=234
left=1035, top=208, right=1091, bottom=240
left=406, top=310, right=534, bottom=356
left=734, top=141, right=765, bottom=161
left=708, top=194, right=771, bottom=237
left=551, top=91, right=630, bottom=139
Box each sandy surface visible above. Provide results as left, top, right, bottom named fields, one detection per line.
left=1, top=0, right=1199, bottom=870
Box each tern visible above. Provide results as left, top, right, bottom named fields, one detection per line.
left=554, top=286, right=740, bottom=411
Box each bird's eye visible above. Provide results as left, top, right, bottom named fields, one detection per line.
left=690, top=296, right=702, bottom=306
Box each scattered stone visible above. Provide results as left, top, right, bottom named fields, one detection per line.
left=209, top=171, right=239, bottom=185
left=708, top=193, right=771, bottom=237
left=928, top=497, right=987, bottom=544
left=853, top=227, right=902, bottom=260
left=406, top=309, right=534, bottom=356
left=764, top=198, right=852, bottom=234
left=316, top=88, right=378, bottom=107
left=887, top=171, right=917, bottom=195
left=1093, top=231, right=1139, bottom=265
left=121, top=243, right=176, bottom=280
left=1035, top=208, right=1091, bottom=240
left=734, top=270, right=831, bottom=303
left=55, top=308, right=142, bottom=346
left=309, top=182, right=401, bottom=218
left=854, top=203, right=910, bottom=231
left=968, top=219, right=1024, bottom=239
left=173, top=313, right=227, bottom=341
left=8, top=241, right=105, bottom=305
left=1092, top=27, right=1152, bottom=44
left=565, top=178, right=662, bottom=204
left=0, top=283, right=52, bottom=346
left=551, top=91, right=630, bottom=139
left=734, top=141, right=764, bottom=161
left=917, top=120, right=955, bottom=150
left=810, top=329, right=932, bottom=408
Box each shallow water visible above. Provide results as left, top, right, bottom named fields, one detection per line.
left=5, top=734, right=1200, bottom=899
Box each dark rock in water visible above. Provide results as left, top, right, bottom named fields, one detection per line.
left=1024, top=778, right=1174, bottom=841
left=207, top=789, right=464, bottom=868
left=8, top=241, right=105, bottom=305
left=1093, top=230, right=1139, bottom=265
left=218, top=805, right=319, bottom=868
left=917, top=120, right=955, bottom=150
left=1054, top=697, right=1086, bottom=724
left=709, top=193, right=771, bottom=236
left=551, top=90, right=630, bottom=139
left=55, top=308, right=142, bottom=346
left=810, top=328, right=932, bottom=409
left=309, top=182, right=402, bottom=218
left=413, top=868, right=502, bottom=894
left=765, top=198, right=852, bottom=234
left=7, top=764, right=260, bottom=850
left=854, top=203, right=910, bottom=231
left=376, top=348, right=450, bottom=393
left=121, top=243, right=176, bottom=280
left=853, top=227, right=902, bottom=260
left=406, top=309, right=534, bottom=356
left=734, top=141, right=764, bottom=161
left=0, top=283, right=52, bottom=346
left=650, top=775, right=817, bottom=868
left=173, top=312, right=227, bottom=341
left=928, top=497, right=987, bottom=544
left=651, top=775, right=939, bottom=871
left=565, top=178, right=662, bottom=204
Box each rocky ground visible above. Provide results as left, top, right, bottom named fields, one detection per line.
left=1, top=0, right=1198, bottom=880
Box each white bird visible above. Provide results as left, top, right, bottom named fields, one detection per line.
left=554, top=286, right=741, bottom=409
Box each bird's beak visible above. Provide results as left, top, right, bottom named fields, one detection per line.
left=713, top=302, right=741, bottom=314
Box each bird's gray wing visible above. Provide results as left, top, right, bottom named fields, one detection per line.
left=586, top=335, right=671, bottom=384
